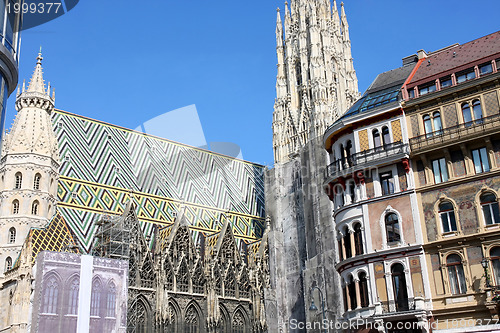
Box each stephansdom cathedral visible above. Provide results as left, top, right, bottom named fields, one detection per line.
left=0, top=1, right=359, bottom=332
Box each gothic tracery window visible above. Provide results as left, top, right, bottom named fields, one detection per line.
left=90, top=279, right=102, bottom=317
left=67, top=277, right=79, bottom=315
left=232, top=310, right=246, bottom=333
left=43, top=275, right=59, bottom=314
left=176, top=259, right=189, bottom=293
left=106, top=281, right=116, bottom=317
left=184, top=305, right=200, bottom=333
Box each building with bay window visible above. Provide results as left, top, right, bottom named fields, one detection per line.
left=323, top=55, right=432, bottom=332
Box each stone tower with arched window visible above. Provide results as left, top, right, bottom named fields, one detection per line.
left=0, top=52, right=59, bottom=277
left=272, top=0, right=359, bottom=163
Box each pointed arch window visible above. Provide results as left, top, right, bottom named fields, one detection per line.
left=8, top=227, right=16, bottom=244
left=185, top=305, right=200, bottom=333
left=106, top=282, right=116, bottom=317
left=385, top=213, right=400, bottom=244
left=391, top=263, right=409, bottom=311
left=90, top=279, right=102, bottom=317
left=359, top=271, right=369, bottom=308
left=439, top=201, right=457, bottom=233
left=12, top=200, right=19, bottom=214
left=447, top=254, right=467, bottom=295
left=34, top=173, right=41, bottom=190
left=232, top=310, right=247, bottom=333
left=481, top=192, right=500, bottom=225
left=490, top=247, right=500, bottom=287
left=353, top=223, right=363, bottom=256
left=32, top=200, right=39, bottom=215
left=68, top=277, right=79, bottom=315
left=14, top=172, right=22, bottom=189
left=43, top=276, right=59, bottom=314
left=5, top=257, right=12, bottom=272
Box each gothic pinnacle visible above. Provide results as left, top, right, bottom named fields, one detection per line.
left=27, top=50, right=47, bottom=94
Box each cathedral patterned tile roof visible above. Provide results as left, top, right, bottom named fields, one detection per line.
left=13, top=212, right=79, bottom=268
left=50, top=109, right=266, bottom=252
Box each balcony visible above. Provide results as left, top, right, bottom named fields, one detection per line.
left=326, top=141, right=410, bottom=181
left=409, top=113, right=500, bottom=155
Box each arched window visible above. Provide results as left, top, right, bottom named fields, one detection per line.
left=185, top=305, right=200, bottom=333
left=90, top=279, right=102, bottom=317
left=382, top=126, right=390, bottom=146
left=345, top=140, right=353, bottom=167
left=14, top=172, right=22, bottom=189
left=372, top=129, right=381, bottom=149
left=166, top=303, right=178, bottom=332
left=433, top=112, right=442, bottom=135
left=491, top=247, right=500, bottom=286
left=68, top=277, right=79, bottom=315
left=391, top=263, right=409, bottom=311
left=343, top=226, right=352, bottom=259
left=423, top=114, right=432, bottom=137
left=348, top=181, right=356, bottom=204
left=348, top=275, right=357, bottom=310
left=34, top=173, right=41, bottom=190
left=106, top=282, right=116, bottom=317
left=481, top=192, right=500, bottom=225
left=32, top=201, right=39, bottom=215
left=462, top=103, right=472, bottom=125
left=385, top=213, right=400, bottom=243
left=359, top=272, right=369, bottom=308
left=5, top=257, right=12, bottom=272
left=232, top=310, right=247, bottom=333
left=43, top=276, right=59, bottom=314
left=447, top=254, right=467, bottom=295
left=439, top=201, right=457, bottom=233
left=133, top=301, right=148, bottom=333
left=472, top=99, right=483, bottom=123
left=295, top=62, right=302, bottom=86
left=8, top=227, right=16, bottom=244
left=12, top=200, right=19, bottom=214
left=353, top=223, right=363, bottom=256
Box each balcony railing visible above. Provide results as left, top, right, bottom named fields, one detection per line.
left=326, top=141, right=409, bottom=180
left=409, top=112, right=500, bottom=154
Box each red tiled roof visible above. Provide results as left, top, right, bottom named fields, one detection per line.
left=409, top=30, right=500, bottom=85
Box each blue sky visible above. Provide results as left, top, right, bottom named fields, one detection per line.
left=7, top=0, right=500, bottom=166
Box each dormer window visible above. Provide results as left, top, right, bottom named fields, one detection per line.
left=479, top=63, right=493, bottom=76
left=440, top=76, right=452, bottom=88
left=418, top=83, right=436, bottom=96
left=456, top=69, right=475, bottom=83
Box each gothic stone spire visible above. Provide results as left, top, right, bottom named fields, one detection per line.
left=272, top=0, right=360, bottom=164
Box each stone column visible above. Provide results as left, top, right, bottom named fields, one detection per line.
left=354, top=277, right=361, bottom=309
left=350, top=229, right=356, bottom=258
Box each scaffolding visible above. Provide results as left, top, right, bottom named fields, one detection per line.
left=92, top=213, right=131, bottom=261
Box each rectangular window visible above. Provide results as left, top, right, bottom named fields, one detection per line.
left=419, top=83, right=436, bottom=96
left=480, top=63, right=493, bottom=76
left=380, top=171, right=394, bottom=195
left=472, top=147, right=490, bottom=173
left=408, top=89, right=415, bottom=99
left=456, top=69, right=476, bottom=83
left=432, top=158, right=448, bottom=184
left=440, top=76, right=452, bottom=88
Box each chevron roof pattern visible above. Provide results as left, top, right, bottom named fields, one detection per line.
left=51, top=109, right=266, bottom=252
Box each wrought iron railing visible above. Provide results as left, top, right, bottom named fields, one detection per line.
left=326, top=141, right=409, bottom=179
left=409, top=113, right=500, bottom=152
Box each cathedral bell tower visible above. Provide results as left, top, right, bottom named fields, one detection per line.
left=0, top=52, right=59, bottom=276
left=272, top=0, right=359, bottom=163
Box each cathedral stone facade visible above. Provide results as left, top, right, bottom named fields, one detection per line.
left=267, top=0, right=359, bottom=331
